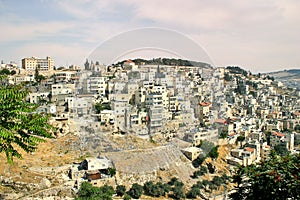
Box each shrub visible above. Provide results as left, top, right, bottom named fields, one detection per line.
left=186, top=187, right=201, bottom=199
left=76, top=182, right=115, bottom=200
left=127, top=183, right=143, bottom=199
left=172, top=186, right=185, bottom=200
left=116, top=185, right=126, bottom=197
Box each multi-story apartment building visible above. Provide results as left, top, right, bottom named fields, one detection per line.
left=22, top=56, right=54, bottom=71
left=148, top=105, right=164, bottom=132
left=86, top=77, right=108, bottom=96
left=135, top=87, right=147, bottom=106
left=145, top=92, right=163, bottom=108
left=54, top=71, right=77, bottom=83
left=168, top=96, right=177, bottom=112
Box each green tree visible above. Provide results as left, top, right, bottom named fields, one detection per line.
left=206, top=163, right=216, bottom=174
left=235, top=81, right=247, bottom=95
left=143, top=181, right=168, bottom=197
left=212, top=176, right=223, bottom=187
left=34, top=66, right=45, bottom=83
left=0, top=84, right=53, bottom=163
left=116, top=185, right=126, bottom=197
left=0, top=68, right=11, bottom=75
left=221, top=173, right=230, bottom=183
left=219, top=130, right=228, bottom=139
left=224, top=73, right=232, bottom=81
left=266, top=131, right=272, bottom=144
left=294, top=124, right=300, bottom=133
left=95, top=101, right=111, bottom=114
left=123, top=194, right=131, bottom=200
left=237, top=135, right=245, bottom=142
left=10, top=70, right=16, bottom=75
left=191, top=165, right=208, bottom=178
left=252, top=82, right=258, bottom=90
left=208, top=181, right=217, bottom=190
left=200, top=165, right=208, bottom=174
left=191, top=170, right=201, bottom=179
left=101, top=185, right=115, bottom=197
left=172, top=186, right=185, bottom=200
left=202, top=180, right=209, bottom=187
left=127, top=183, right=143, bottom=199
left=192, top=181, right=204, bottom=190
left=160, top=182, right=171, bottom=194
left=236, top=135, right=245, bottom=147
left=173, top=180, right=184, bottom=188
left=168, top=177, right=179, bottom=186
left=108, top=167, right=116, bottom=177
left=186, top=187, right=201, bottom=199
left=192, top=154, right=205, bottom=168
left=230, top=152, right=300, bottom=200
left=34, top=65, right=39, bottom=81
left=208, top=146, right=219, bottom=159
left=274, top=144, right=289, bottom=156
left=143, top=181, right=155, bottom=196
left=76, top=182, right=115, bottom=200
left=76, top=181, right=99, bottom=199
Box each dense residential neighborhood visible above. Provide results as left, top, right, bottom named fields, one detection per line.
left=2, top=0, right=300, bottom=199
left=0, top=57, right=299, bottom=199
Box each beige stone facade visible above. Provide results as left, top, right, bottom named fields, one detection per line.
left=22, top=56, right=54, bottom=71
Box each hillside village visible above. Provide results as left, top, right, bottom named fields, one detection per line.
left=0, top=57, right=300, bottom=199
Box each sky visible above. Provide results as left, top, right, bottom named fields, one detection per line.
left=0, top=0, right=300, bottom=73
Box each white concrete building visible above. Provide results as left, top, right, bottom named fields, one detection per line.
left=27, top=92, right=50, bottom=104
left=22, top=56, right=54, bottom=71
left=149, top=105, right=164, bottom=132
left=54, top=71, right=77, bottom=83
left=145, top=92, right=163, bottom=108
left=86, top=76, right=107, bottom=96
left=15, top=75, right=35, bottom=83
left=52, top=83, right=75, bottom=95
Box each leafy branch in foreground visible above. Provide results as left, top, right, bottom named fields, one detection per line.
left=0, top=84, right=54, bottom=163
left=230, top=152, right=300, bottom=200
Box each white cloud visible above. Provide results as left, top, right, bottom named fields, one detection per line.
left=0, top=19, right=74, bottom=43
left=1, top=0, right=300, bottom=71
left=123, top=0, right=300, bottom=71
left=55, top=0, right=120, bottom=20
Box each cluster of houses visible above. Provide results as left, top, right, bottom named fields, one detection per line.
left=222, top=69, right=299, bottom=166
left=69, top=156, right=114, bottom=188
left=226, top=130, right=295, bottom=166
left=1, top=57, right=299, bottom=169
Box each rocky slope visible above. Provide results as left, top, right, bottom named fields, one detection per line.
left=268, top=69, right=300, bottom=89
left=0, top=131, right=234, bottom=199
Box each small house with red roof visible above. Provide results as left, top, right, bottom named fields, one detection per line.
left=227, top=146, right=257, bottom=166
